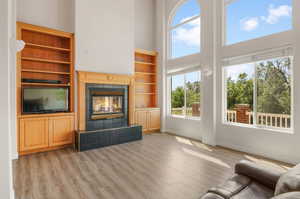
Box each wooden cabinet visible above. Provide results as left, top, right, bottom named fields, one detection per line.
left=148, top=110, right=161, bottom=131
left=135, top=108, right=160, bottom=132
left=19, top=118, right=49, bottom=152
left=135, top=110, right=148, bottom=131
left=19, top=113, right=75, bottom=155
left=49, top=116, right=74, bottom=147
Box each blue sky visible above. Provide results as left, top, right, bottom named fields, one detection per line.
left=171, top=0, right=292, bottom=58
left=171, top=71, right=201, bottom=91
left=171, top=0, right=292, bottom=85
left=227, top=0, right=292, bottom=45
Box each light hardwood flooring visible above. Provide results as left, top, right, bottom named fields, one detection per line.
left=13, top=133, right=288, bottom=199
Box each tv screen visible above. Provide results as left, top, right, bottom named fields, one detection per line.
left=23, top=88, right=69, bottom=114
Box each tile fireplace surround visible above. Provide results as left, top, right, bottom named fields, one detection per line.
left=85, top=83, right=129, bottom=131
left=76, top=71, right=141, bottom=151
left=77, top=71, right=136, bottom=131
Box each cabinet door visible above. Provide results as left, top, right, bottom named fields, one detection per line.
left=135, top=110, right=148, bottom=131
left=49, top=116, right=74, bottom=147
left=19, top=118, right=49, bottom=152
left=148, top=110, right=160, bottom=131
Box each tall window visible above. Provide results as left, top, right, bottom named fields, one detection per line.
left=171, top=71, right=201, bottom=118
left=169, top=0, right=201, bottom=59
left=224, top=56, right=292, bottom=130
left=225, top=0, right=293, bottom=45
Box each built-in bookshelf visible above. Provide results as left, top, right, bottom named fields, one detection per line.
left=134, top=49, right=158, bottom=108
left=16, top=22, right=74, bottom=115
left=134, top=49, right=160, bottom=133
left=16, top=22, right=75, bottom=156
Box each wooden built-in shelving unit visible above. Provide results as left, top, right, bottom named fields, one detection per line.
left=16, top=22, right=75, bottom=155
left=134, top=49, right=160, bottom=133
left=17, top=22, right=74, bottom=114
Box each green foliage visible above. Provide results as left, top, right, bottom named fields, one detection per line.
left=171, top=81, right=201, bottom=108
left=226, top=57, right=291, bottom=115
left=171, top=86, right=184, bottom=108
left=256, top=57, right=291, bottom=114
left=227, top=73, right=253, bottom=110
left=186, top=81, right=200, bottom=107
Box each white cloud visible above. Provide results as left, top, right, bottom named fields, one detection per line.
left=240, top=17, right=259, bottom=31
left=173, top=17, right=200, bottom=47
left=262, top=4, right=292, bottom=24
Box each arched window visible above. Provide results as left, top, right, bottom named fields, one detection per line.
left=225, top=0, right=293, bottom=45
left=169, top=0, right=201, bottom=59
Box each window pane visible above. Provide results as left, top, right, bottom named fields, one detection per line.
left=185, top=71, right=201, bottom=117
left=225, top=63, right=254, bottom=125
left=256, top=57, right=292, bottom=129
left=172, top=0, right=200, bottom=27
left=171, top=74, right=185, bottom=116
left=226, top=0, right=292, bottom=45
left=171, top=18, right=200, bottom=58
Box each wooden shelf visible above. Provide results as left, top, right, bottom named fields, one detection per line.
left=135, top=72, right=156, bottom=75
left=26, top=43, right=71, bottom=52
left=135, top=92, right=156, bottom=95
left=22, top=82, right=70, bottom=87
left=22, top=69, right=70, bottom=75
left=135, top=61, right=155, bottom=66
left=22, top=57, right=71, bottom=64
left=135, top=82, right=156, bottom=85
left=135, top=48, right=157, bottom=56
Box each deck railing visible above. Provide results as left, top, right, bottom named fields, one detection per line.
left=226, top=110, right=237, bottom=122
left=246, top=112, right=291, bottom=129
left=226, top=110, right=291, bottom=129
left=171, top=108, right=193, bottom=116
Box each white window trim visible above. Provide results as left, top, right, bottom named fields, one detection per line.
left=222, top=53, right=294, bottom=133
left=167, top=0, right=201, bottom=60
left=168, top=70, right=202, bottom=120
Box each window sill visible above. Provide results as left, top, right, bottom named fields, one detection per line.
left=222, top=122, right=294, bottom=135
left=168, top=115, right=201, bottom=121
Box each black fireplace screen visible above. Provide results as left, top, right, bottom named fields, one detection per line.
left=92, top=95, right=123, bottom=115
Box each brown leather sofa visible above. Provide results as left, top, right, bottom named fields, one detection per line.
left=200, top=160, right=300, bottom=199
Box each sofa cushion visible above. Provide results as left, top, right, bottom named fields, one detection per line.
left=275, top=164, right=300, bottom=196
left=208, top=174, right=251, bottom=198
left=271, top=192, right=300, bottom=199
left=231, top=182, right=274, bottom=199
left=200, top=193, right=225, bottom=199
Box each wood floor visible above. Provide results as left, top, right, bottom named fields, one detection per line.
left=13, top=133, right=288, bottom=199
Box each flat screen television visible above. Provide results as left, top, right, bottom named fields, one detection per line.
left=22, top=87, right=69, bottom=114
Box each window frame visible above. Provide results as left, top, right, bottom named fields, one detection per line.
left=222, top=55, right=294, bottom=132
left=168, top=0, right=201, bottom=60
left=223, top=0, right=294, bottom=46
left=168, top=70, right=202, bottom=120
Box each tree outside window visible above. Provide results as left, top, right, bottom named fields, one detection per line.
left=225, top=56, right=292, bottom=129
left=171, top=71, right=201, bottom=118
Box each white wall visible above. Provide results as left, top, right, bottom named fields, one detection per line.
left=0, top=0, right=15, bottom=197
left=75, top=0, right=135, bottom=75
left=17, top=0, right=74, bottom=32
left=135, top=0, right=156, bottom=51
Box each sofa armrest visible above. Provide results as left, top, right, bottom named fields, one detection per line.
left=235, top=160, right=285, bottom=190
left=200, top=193, right=225, bottom=199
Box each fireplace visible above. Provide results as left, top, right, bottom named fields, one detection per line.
left=76, top=71, right=142, bottom=152
left=91, top=91, right=124, bottom=120
left=86, top=84, right=129, bottom=131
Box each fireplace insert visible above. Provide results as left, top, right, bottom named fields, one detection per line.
left=90, top=90, right=125, bottom=120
